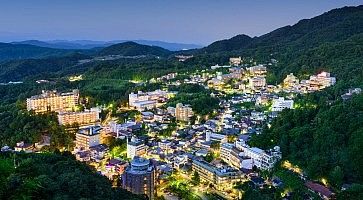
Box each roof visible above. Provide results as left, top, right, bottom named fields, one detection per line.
left=305, top=181, right=334, bottom=198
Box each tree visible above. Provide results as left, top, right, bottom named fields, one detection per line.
left=191, top=171, right=200, bottom=185
left=330, top=166, right=344, bottom=188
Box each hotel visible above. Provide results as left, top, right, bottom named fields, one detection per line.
left=26, top=89, right=79, bottom=113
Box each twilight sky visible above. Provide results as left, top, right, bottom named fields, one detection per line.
left=0, top=0, right=361, bottom=45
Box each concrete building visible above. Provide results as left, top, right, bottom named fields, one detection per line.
left=249, top=77, right=266, bottom=90
left=129, top=90, right=169, bottom=111
left=26, top=89, right=79, bottom=113
left=242, top=146, right=282, bottom=171
left=76, top=126, right=101, bottom=150
left=271, top=97, right=294, bottom=112
left=127, top=136, right=146, bottom=159
left=57, top=108, right=100, bottom=126
left=175, top=103, right=194, bottom=122
left=229, top=57, right=242, bottom=66
left=308, top=72, right=336, bottom=91
left=122, top=157, right=156, bottom=199
left=220, top=143, right=234, bottom=165
left=283, top=73, right=299, bottom=89
left=247, top=65, right=267, bottom=77
left=192, top=159, right=244, bottom=190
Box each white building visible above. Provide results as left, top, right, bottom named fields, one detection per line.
left=127, top=136, right=146, bottom=159
left=129, top=90, right=169, bottom=111
left=271, top=97, right=294, bottom=112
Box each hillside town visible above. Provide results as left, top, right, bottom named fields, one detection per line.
left=1, top=56, right=348, bottom=200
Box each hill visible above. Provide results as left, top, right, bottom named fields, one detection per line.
left=0, top=42, right=74, bottom=61
left=98, top=41, right=172, bottom=57
left=198, top=5, right=363, bottom=86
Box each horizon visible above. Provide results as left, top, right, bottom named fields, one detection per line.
left=0, top=0, right=361, bottom=45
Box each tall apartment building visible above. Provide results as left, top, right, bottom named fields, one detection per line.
left=58, top=108, right=100, bottom=126
left=192, top=159, right=244, bottom=190
left=122, top=157, right=156, bottom=200
left=127, top=136, right=146, bottom=159
left=75, top=126, right=101, bottom=150
left=26, top=89, right=79, bottom=113
left=175, top=103, right=193, bottom=122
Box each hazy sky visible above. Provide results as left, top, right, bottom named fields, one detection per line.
left=0, top=0, right=361, bottom=45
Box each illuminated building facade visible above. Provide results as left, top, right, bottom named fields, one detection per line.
left=26, top=89, right=79, bottom=113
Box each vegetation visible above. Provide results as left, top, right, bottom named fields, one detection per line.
left=167, top=84, right=219, bottom=116
left=0, top=152, right=145, bottom=200
left=250, top=92, right=363, bottom=197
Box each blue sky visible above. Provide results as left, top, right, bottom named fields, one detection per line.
left=0, top=0, right=361, bottom=44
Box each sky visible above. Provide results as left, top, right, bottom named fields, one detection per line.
left=0, top=0, right=361, bottom=45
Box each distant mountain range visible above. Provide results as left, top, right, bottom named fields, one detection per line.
left=11, top=39, right=203, bottom=51
left=0, top=5, right=362, bottom=83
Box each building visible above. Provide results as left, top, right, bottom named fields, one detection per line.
left=129, top=90, right=169, bottom=111
left=220, top=143, right=234, bottom=164
left=75, top=126, right=101, bottom=150
left=122, top=157, right=156, bottom=199
left=247, top=65, right=267, bottom=76
left=26, top=89, right=79, bottom=113
left=271, top=97, right=294, bottom=112
left=283, top=73, right=299, bottom=89
left=249, top=77, right=266, bottom=90
left=308, top=72, right=336, bottom=91
left=127, top=136, right=146, bottom=159
left=229, top=57, right=242, bottom=66
left=192, top=159, right=244, bottom=190
left=242, top=146, right=282, bottom=170
left=175, top=103, right=194, bottom=122
left=58, top=108, right=100, bottom=126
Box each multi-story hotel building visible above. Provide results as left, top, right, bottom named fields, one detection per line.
left=58, top=108, right=100, bottom=126
left=75, top=126, right=101, bottom=150
left=175, top=103, right=194, bottom=122
left=26, top=89, right=79, bottom=113
left=122, top=157, right=156, bottom=200
left=192, top=159, right=244, bottom=190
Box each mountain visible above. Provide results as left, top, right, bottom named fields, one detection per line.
left=98, top=41, right=172, bottom=57
left=202, top=5, right=363, bottom=54
left=12, top=39, right=203, bottom=51
left=0, top=42, right=74, bottom=61
left=199, top=5, right=363, bottom=86
left=200, top=34, right=253, bottom=53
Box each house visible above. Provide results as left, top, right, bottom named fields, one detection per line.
left=305, top=181, right=335, bottom=199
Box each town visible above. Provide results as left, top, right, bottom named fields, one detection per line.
left=1, top=55, right=350, bottom=200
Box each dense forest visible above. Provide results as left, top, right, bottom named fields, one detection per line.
left=250, top=91, right=363, bottom=197
left=0, top=152, right=146, bottom=200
